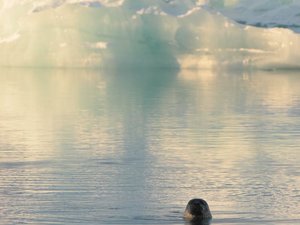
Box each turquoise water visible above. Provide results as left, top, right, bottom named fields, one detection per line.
left=0, top=68, right=299, bottom=225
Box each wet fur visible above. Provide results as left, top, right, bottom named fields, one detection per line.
left=183, top=199, right=212, bottom=223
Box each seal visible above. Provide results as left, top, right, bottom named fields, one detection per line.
left=183, top=198, right=212, bottom=223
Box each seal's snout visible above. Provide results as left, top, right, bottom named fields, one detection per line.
left=183, top=198, right=212, bottom=222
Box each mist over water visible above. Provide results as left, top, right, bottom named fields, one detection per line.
left=0, top=68, right=299, bottom=225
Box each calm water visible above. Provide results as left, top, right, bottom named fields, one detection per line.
left=0, top=68, right=299, bottom=225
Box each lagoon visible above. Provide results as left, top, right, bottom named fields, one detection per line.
left=0, top=68, right=299, bottom=225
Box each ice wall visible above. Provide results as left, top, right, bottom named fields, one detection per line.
left=0, top=0, right=300, bottom=69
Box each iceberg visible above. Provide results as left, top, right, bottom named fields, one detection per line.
left=0, top=0, right=300, bottom=69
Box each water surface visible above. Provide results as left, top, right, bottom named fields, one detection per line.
left=0, top=68, right=299, bottom=225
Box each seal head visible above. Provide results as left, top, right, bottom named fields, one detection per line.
left=184, top=198, right=212, bottom=223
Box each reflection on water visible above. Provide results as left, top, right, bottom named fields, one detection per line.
left=0, top=68, right=299, bottom=225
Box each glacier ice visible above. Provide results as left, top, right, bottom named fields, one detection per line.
left=0, top=0, right=300, bottom=69
left=206, top=0, right=300, bottom=33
